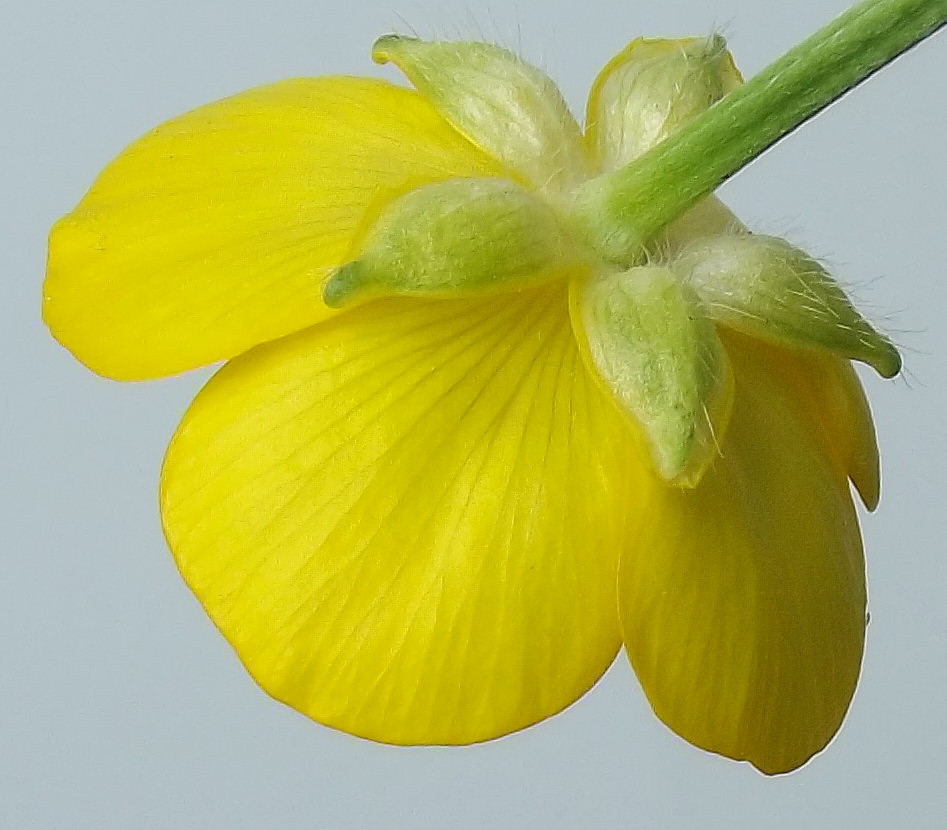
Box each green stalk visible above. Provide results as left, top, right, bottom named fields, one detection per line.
left=575, top=0, right=946, bottom=263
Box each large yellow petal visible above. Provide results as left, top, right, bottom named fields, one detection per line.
left=44, top=78, right=505, bottom=380
left=161, top=286, right=648, bottom=744
left=619, top=332, right=866, bottom=774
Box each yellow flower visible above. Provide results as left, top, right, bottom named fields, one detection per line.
left=43, top=34, right=899, bottom=775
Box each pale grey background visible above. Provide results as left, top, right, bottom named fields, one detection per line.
left=3, top=0, right=945, bottom=827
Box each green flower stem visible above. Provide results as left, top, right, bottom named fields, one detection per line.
left=575, top=0, right=945, bottom=264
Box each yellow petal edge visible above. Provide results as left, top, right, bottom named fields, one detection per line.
left=44, top=78, right=504, bottom=380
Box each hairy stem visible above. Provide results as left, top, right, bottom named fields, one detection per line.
left=575, top=0, right=946, bottom=263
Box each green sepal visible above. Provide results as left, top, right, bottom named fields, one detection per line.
left=372, top=35, right=590, bottom=194
left=585, top=36, right=744, bottom=171
left=323, top=178, right=585, bottom=307
left=570, top=265, right=733, bottom=487
left=675, top=234, right=902, bottom=378
left=652, top=196, right=746, bottom=258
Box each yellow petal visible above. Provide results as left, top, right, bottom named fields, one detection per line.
left=619, top=331, right=866, bottom=774
left=161, top=286, right=648, bottom=744
left=44, top=78, right=505, bottom=380
left=738, top=336, right=881, bottom=510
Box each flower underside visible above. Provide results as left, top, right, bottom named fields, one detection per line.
left=44, top=32, right=900, bottom=774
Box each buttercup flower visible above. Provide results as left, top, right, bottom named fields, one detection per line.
left=44, top=34, right=901, bottom=775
